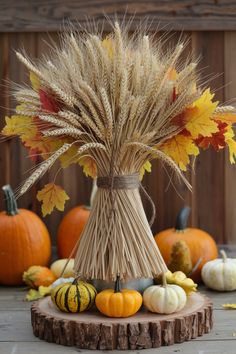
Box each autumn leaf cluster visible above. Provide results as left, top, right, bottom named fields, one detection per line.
left=2, top=23, right=236, bottom=215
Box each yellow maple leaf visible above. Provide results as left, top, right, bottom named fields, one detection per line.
left=37, top=183, right=70, bottom=216
left=224, top=126, right=236, bottom=164
left=140, top=160, right=152, bottom=180
left=25, top=286, right=51, bottom=301
left=102, top=37, right=114, bottom=59
left=59, top=145, right=80, bottom=168
left=2, top=115, right=37, bottom=142
left=160, top=134, right=199, bottom=171
left=25, top=289, right=42, bottom=301
left=185, top=89, right=219, bottom=138
left=79, top=156, right=97, bottom=178
left=30, top=71, right=40, bottom=91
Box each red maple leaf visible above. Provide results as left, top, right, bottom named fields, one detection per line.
left=195, top=121, right=228, bottom=151
left=172, top=87, right=178, bottom=102
left=39, top=89, right=61, bottom=113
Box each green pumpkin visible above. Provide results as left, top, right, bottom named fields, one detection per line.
left=51, top=279, right=97, bottom=313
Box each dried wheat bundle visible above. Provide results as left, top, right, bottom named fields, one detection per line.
left=2, top=22, right=236, bottom=280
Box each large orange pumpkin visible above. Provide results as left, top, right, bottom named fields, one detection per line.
left=0, top=185, right=51, bottom=285
left=154, top=207, right=218, bottom=283
left=57, top=206, right=90, bottom=258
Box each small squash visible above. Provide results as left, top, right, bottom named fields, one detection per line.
left=155, top=270, right=197, bottom=295
left=23, top=266, right=56, bottom=289
left=0, top=185, right=51, bottom=285
left=168, top=240, right=193, bottom=275
left=51, top=279, right=97, bottom=313
left=201, top=250, right=236, bottom=291
left=95, top=275, right=142, bottom=318
left=50, top=259, right=75, bottom=278
left=154, top=206, right=218, bottom=282
left=143, top=274, right=187, bottom=314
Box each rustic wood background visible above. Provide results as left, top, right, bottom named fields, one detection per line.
left=0, top=1, right=236, bottom=245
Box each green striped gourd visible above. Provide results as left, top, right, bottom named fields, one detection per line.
left=51, top=279, right=97, bottom=313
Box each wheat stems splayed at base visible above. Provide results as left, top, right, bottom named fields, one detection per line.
left=75, top=187, right=167, bottom=280
left=6, top=20, right=233, bottom=281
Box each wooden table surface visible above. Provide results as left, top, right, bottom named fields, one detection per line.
left=1, top=246, right=236, bottom=354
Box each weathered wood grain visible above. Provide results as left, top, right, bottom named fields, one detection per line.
left=2, top=1, right=236, bottom=32
left=224, top=31, right=236, bottom=244
left=191, top=31, right=226, bottom=243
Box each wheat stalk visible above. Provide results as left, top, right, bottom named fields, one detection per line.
left=19, top=143, right=72, bottom=195
left=43, top=127, right=83, bottom=139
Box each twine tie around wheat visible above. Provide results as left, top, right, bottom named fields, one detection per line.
left=97, top=173, right=156, bottom=227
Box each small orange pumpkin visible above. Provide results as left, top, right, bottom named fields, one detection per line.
left=0, top=185, right=51, bottom=285
left=95, top=275, right=143, bottom=318
left=154, top=206, right=218, bottom=283
left=57, top=206, right=90, bottom=258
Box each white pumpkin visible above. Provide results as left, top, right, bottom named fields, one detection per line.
left=143, top=275, right=187, bottom=314
left=201, top=250, right=236, bottom=291
left=50, top=259, right=75, bottom=278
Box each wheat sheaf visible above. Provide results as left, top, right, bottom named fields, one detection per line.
left=3, top=22, right=236, bottom=280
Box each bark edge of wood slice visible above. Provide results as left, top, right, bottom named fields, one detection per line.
left=31, top=292, right=213, bottom=350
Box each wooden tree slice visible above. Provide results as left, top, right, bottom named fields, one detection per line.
left=31, top=292, right=213, bottom=350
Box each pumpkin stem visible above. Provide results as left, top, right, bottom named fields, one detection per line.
left=220, top=250, right=227, bottom=262
left=175, top=206, right=191, bottom=231
left=162, top=273, right=167, bottom=287
left=114, top=274, right=121, bottom=293
left=2, top=185, right=19, bottom=216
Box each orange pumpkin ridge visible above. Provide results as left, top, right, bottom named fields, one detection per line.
left=0, top=185, right=51, bottom=285
left=57, top=205, right=90, bottom=258
left=154, top=206, right=218, bottom=283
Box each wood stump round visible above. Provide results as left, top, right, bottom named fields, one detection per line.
left=31, top=292, right=213, bottom=350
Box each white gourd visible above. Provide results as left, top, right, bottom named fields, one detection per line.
left=143, top=274, right=187, bottom=314
left=201, top=250, right=236, bottom=291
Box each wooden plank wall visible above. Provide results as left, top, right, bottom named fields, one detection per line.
left=0, top=28, right=236, bottom=244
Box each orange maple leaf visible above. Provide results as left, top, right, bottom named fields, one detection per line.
left=195, top=121, right=228, bottom=151
left=37, top=183, right=69, bottom=216
left=213, top=112, right=236, bottom=124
